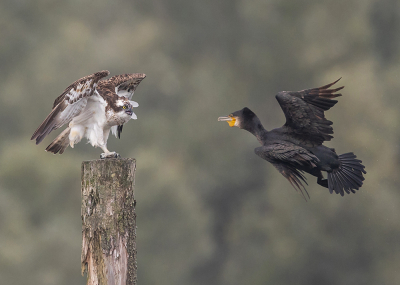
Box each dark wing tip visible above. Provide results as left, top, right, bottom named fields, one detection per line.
left=320, top=77, right=342, bottom=89
left=287, top=176, right=310, bottom=201
left=280, top=167, right=310, bottom=201
left=308, top=79, right=344, bottom=101
left=31, top=105, right=61, bottom=144
left=96, top=70, right=110, bottom=77
left=135, top=73, right=146, bottom=79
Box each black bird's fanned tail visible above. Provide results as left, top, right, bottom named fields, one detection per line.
left=327, top=152, right=366, bottom=196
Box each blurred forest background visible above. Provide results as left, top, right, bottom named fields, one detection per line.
left=1, top=0, right=400, bottom=284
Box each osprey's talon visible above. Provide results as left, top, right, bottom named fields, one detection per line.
left=100, top=152, right=121, bottom=159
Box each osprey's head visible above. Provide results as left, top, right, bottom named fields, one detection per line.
left=116, top=98, right=139, bottom=119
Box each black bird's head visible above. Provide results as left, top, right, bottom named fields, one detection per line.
left=218, top=107, right=259, bottom=131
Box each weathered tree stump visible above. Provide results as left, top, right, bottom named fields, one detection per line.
left=81, top=158, right=137, bottom=285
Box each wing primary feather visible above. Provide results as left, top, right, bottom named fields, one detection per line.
left=31, top=103, right=65, bottom=144
left=318, top=77, right=342, bottom=90
left=275, top=78, right=345, bottom=145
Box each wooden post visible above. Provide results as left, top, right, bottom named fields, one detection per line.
left=81, top=158, right=137, bottom=285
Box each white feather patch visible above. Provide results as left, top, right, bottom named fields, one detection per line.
left=56, top=98, right=88, bottom=128
left=111, top=125, right=118, bottom=138
left=130, top=100, right=139, bottom=107
left=116, top=99, right=125, bottom=107
left=116, top=89, right=133, bottom=99
left=131, top=112, right=137, bottom=120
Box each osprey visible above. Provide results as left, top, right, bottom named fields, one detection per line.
left=31, top=70, right=146, bottom=158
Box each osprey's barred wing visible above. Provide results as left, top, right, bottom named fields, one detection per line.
left=99, top=73, right=146, bottom=100
left=52, top=70, right=110, bottom=108
left=275, top=78, right=343, bottom=146
left=98, top=73, right=146, bottom=138
left=31, top=70, right=110, bottom=145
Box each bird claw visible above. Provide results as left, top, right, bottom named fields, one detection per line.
left=100, top=152, right=121, bottom=159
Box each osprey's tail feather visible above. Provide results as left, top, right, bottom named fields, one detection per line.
left=46, top=127, right=71, bottom=154
left=327, top=152, right=366, bottom=196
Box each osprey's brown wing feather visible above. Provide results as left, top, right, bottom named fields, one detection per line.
left=275, top=78, right=343, bottom=146
left=98, top=73, right=146, bottom=139
left=99, top=73, right=146, bottom=100
left=31, top=70, right=110, bottom=145
left=52, top=70, right=110, bottom=108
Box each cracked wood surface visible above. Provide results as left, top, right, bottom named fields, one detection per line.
left=81, top=158, right=137, bottom=285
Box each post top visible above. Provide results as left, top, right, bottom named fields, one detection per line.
left=82, top=158, right=136, bottom=163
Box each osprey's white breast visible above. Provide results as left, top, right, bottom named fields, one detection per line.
left=68, top=91, right=108, bottom=147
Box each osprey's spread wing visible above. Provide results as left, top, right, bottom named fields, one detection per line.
left=98, top=73, right=146, bottom=138
left=255, top=142, right=319, bottom=199
left=31, top=70, right=110, bottom=144
left=275, top=78, right=343, bottom=146
left=100, top=73, right=146, bottom=100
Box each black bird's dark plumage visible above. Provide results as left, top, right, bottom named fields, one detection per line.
left=218, top=79, right=366, bottom=199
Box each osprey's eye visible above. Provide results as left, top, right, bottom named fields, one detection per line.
left=123, top=105, right=127, bottom=109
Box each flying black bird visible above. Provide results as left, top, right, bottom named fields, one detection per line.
left=218, top=79, right=366, bottom=199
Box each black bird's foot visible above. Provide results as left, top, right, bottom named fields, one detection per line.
left=317, top=177, right=328, bottom=188
left=100, top=152, right=121, bottom=159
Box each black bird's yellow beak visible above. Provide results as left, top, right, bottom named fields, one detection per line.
left=218, top=115, right=236, bottom=127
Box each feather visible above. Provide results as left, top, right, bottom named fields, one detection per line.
left=275, top=78, right=344, bottom=146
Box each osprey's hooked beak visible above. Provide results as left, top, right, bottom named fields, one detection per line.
left=218, top=115, right=237, bottom=127
left=125, top=107, right=133, bottom=116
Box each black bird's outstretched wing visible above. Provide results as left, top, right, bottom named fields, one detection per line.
left=255, top=142, right=319, bottom=199
left=275, top=78, right=343, bottom=146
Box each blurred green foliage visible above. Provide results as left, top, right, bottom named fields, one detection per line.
left=1, top=0, right=400, bottom=284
